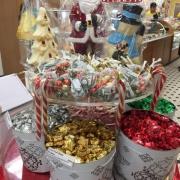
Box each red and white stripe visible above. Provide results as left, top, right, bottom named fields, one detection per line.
left=42, top=80, right=48, bottom=137
left=35, top=92, right=42, bottom=140
left=34, top=77, right=42, bottom=141
left=150, top=65, right=167, bottom=111
left=116, top=79, right=126, bottom=127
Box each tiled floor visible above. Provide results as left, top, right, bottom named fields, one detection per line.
left=163, top=58, right=180, bottom=163
left=163, top=58, right=180, bottom=124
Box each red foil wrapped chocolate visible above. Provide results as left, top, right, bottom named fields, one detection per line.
left=120, top=110, right=180, bottom=150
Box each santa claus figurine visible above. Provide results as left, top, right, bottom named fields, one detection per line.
left=68, top=0, right=105, bottom=56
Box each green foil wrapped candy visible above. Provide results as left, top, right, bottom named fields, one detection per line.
left=128, top=95, right=176, bottom=115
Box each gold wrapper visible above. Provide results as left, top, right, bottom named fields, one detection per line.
left=46, top=142, right=54, bottom=147
left=45, top=119, right=115, bottom=164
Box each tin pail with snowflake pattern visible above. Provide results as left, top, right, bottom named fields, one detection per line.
left=13, top=131, right=50, bottom=173
left=114, top=129, right=180, bottom=180
left=46, top=147, right=115, bottom=180
left=0, top=112, right=13, bottom=165
left=6, top=109, right=50, bottom=173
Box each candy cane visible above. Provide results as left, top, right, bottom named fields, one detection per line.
left=34, top=77, right=42, bottom=141
left=116, top=79, right=126, bottom=127
left=35, top=93, right=42, bottom=140
left=42, top=79, right=49, bottom=137
left=150, top=65, right=167, bottom=111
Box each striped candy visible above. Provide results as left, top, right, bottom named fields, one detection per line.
left=42, top=80, right=49, bottom=137
left=34, top=77, right=42, bottom=141
left=35, top=92, right=42, bottom=140
left=116, top=79, right=126, bottom=127
left=150, top=65, right=167, bottom=111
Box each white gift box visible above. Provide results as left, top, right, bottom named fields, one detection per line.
left=114, top=130, right=180, bottom=180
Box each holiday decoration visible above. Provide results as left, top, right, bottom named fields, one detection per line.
left=68, top=0, right=106, bottom=56
left=27, top=7, right=59, bottom=66
left=107, top=4, right=145, bottom=64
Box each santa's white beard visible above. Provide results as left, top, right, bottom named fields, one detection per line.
left=79, top=0, right=101, bottom=14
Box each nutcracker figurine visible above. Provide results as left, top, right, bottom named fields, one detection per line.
left=68, top=0, right=105, bottom=56
left=107, top=4, right=145, bottom=64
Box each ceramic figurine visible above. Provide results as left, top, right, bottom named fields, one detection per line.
left=107, top=4, right=145, bottom=64
left=68, top=0, right=106, bottom=56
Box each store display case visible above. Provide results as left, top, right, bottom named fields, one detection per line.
left=162, top=17, right=180, bottom=62
left=171, top=31, right=180, bottom=62
left=143, top=20, right=174, bottom=65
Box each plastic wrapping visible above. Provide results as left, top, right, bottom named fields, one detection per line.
left=21, top=2, right=157, bottom=101
left=104, top=2, right=146, bottom=64
left=30, top=53, right=154, bottom=105
left=16, top=0, right=37, bottom=64
left=17, top=1, right=61, bottom=67
left=16, top=0, right=37, bottom=41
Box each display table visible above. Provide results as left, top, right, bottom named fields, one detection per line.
left=1, top=139, right=49, bottom=180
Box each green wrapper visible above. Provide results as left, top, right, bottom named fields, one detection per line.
left=128, top=96, right=176, bottom=115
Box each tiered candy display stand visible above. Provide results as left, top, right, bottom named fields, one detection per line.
left=1, top=0, right=180, bottom=180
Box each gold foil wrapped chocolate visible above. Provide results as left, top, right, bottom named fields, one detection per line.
left=46, top=119, right=115, bottom=163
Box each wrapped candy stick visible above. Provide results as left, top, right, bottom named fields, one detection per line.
left=35, top=93, right=42, bottom=140
left=150, top=65, right=167, bottom=111
left=34, top=77, right=42, bottom=140
left=116, top=79, right=126, bottom=127
left=42, top=79, right=49, bottom=137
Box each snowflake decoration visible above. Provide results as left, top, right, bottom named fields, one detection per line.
left=117, top=154, right=130, bottom=166
left=91, top=166, right=105, bottom=176
left=139, top=153, right=153, bottom=163
left=70, top=173, right=79, bottom=179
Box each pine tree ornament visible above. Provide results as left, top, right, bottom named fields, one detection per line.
left=27, top=7, right=59, bottom=66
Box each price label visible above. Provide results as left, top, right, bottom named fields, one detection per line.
left=47, top=148, right=81, bottom=167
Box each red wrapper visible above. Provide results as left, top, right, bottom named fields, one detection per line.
left=120, top=110, right=180, bottom=150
